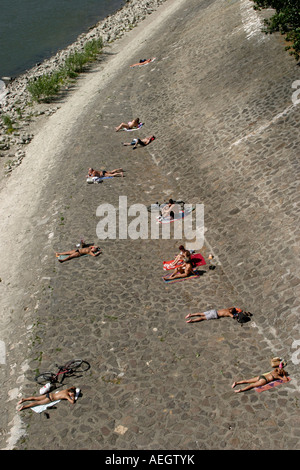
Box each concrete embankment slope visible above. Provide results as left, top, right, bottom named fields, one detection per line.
left=141, top=0, right=300, bottom=350
left=1, top=0, right=299, bottom=450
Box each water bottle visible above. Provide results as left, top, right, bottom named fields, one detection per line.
left=39, top=382, right=51, bottom=395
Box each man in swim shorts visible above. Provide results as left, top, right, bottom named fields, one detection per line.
left=185, top=307, right=242, bottom=323
left=18, top=387, right=77, bottom=411
left=123, top=135, right=155, bottom=149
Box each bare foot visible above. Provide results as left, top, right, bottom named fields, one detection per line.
left=231, top=382, right=237, bottom=388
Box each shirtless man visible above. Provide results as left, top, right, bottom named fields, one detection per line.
left=18, top=387, right=77, bottom=411
left=56, top=245, right=101, bottom=263
left=185, top=307, right=242, bottom=323
left=122, top=135, right=155, bottom=149
left=87, top=167, right=124, bottom=178
left=115, top=117, right=140, bottom=131
left=231, top=367, right=289, bottom=393
left=164, top=256, right=194, bottom=280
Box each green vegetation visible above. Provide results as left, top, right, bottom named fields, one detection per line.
left=1, top=114, right=16, bottom=133
left=27, top=38, right=103, bottom=102
left=251, top=0, right=300, bottom=60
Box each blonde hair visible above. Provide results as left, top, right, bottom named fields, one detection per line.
left=270, top=357, right=287, bottom=368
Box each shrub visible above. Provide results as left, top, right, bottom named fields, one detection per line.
left=27, top=38, right=103, bottom=101
left=27, top=72, right=62, bottom=102
left=252, top=0, right=300, bottom=60
left=1, top=114, right=15, bottom=133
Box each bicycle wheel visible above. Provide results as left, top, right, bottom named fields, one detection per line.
left=63, top=359, right=90, bottom=373
left=35, top=372, right=55, bottom=385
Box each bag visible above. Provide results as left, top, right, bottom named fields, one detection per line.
left=237, top=311, right=251, bottom=324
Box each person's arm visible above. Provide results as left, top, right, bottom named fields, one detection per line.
left=90, top=248, right=101, bottom=256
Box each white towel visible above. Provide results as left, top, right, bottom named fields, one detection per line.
left=31, top=399, right=61, bottom=414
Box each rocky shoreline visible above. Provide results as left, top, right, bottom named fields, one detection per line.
left=0, top=0, right=167, bottom=174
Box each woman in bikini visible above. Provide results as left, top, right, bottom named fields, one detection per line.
left=115, top=117, right=140, bottom=132
left=18, top=387, right=76, bottom=411
left=231, top=366, right=288, bottom=393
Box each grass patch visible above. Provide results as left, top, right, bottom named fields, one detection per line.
left=27, top=38, right=103, bottom=102
left=1, top=115, right=16, bottom=133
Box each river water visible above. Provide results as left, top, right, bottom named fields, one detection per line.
left=0, top=0, right=125, bottom=79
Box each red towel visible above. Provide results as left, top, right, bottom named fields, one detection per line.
left=163, top=253, right=206, bottom=271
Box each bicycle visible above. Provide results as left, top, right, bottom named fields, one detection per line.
left=35, top=359, right=90, bottom=385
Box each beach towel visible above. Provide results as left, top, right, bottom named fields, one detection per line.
left=255, top=377, right=291, bottom=393
left=31, top=399, right=61, bottom=414
left=31, top=388, right=80, bottom=413
left=157, top=206, right=195, bottom=224
left=122, top=122, right=144, bottom=131
left=130, top=58, right=156, bottom=67
left=86, top=176, right=113, bottom=184
left=163, top=253, right=206, bottom=271
left=162, top=270, right=203, bottom=284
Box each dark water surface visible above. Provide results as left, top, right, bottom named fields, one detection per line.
left=0, top=0, right=125, bottom=78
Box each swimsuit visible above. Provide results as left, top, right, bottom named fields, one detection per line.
left=204, top=309, right=218, bottom=320
left=259, top=372, right=276, bottom=383
left=46, top=392, right=53, bottom=401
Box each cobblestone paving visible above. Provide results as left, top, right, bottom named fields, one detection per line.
left=2, top=0, right=300, bottom=450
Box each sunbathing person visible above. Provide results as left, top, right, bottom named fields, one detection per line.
left=163, top=257, right=194, bottom=280
left=122, top=135, right=155, bottom=149
left=56, top=245, right=101, bottom=263
left=87, top=167, right=124, bottom=178
left=115, top=117, right=140, bottom=132
left=185, top=307, right=242, bottom=323
left=18, top=387, right=77, bottom=411
left=130, top=58, right=155, bottom=67
left=171, top=245, right=191, bottom=267
left=231, top=367, right=289, bottom=393
left=160, top=199, right=176, bottom=219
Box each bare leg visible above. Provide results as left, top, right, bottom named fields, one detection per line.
left=116, top=123, right=129, bottom=131
left=18, top=394, right=50, bottom=411
left=105, top=169, right=124, bottom=177
left=56, top=250, right=76, bottom=256
left=58, top=252, right=81, bottom=263
left=185, top=313, right=206, bottom=323
left=231, top=376, right=265, bottom=393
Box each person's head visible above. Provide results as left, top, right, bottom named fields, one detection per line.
left=229, top=308, right=237, bottom=315
left=179, top=245, right=185, bottom=252
left=91, top=246, right=99, bottom=252
left=169, top=199, right=174, bottom=205
left=271, top=357, right=286, bottom=368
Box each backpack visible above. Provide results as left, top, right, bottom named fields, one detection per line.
left=237, top=311, right=251, bottom=324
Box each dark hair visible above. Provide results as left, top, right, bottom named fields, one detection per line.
left=179, top=245, right=185, bottom=251
left=169, top=199, right=174, bottom=204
